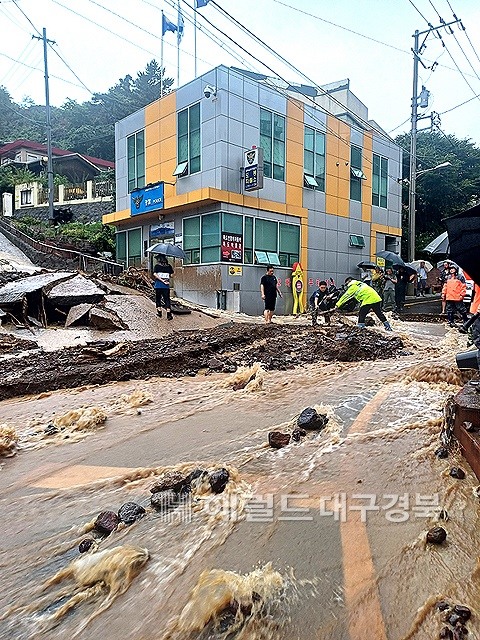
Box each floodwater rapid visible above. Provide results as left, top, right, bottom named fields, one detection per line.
left=1, top=322, right=480, bottom=640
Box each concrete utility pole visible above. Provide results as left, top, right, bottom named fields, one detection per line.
left=408, top=18, right=461, bottom=263
left=33, top=28, right=56, bottom=223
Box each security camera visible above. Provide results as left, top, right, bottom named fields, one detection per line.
left=203, top=84, right=216, bottom=99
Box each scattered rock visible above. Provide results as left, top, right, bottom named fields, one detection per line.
left=78, top=538, right=95, bottom=553
left=463, top=421, right=476, bottom=432
left=437, top=601, right=451, bottom=612
left=150, top=471, right=187, bottom=494
left=44, top=424, right=58, bottom=436
left=209, top=468, right=230, bottom=494
left=453, top=626, right=468, bottom=639
left=475, top=486, right=480, bottom=499
left=439, top=628, right=453, bottom=639
left=208, top=357, right=224, bottom=370
left=151, top=489, right=179, bottom=511
left=291, top=427, right=307, bottom=442
left=185, top=468, right=207, bottom=486
left=435, top=447, right=449, bottom=459
left=268, top=431, right=291, bottom=449
left=89, top=306, right=127, bottom=331
left=426, top=526, right=447, bottom=544
left=446, top=613, right=462, bottom=626
left=297, top=407, right=328, bottom=431
left=94, top=510, right=119, bottom=535
left=118, top=502, right=146, bottom=525
left=453, top=604, right=471, bottom=621
left=450, top=467, right=466, bottom=480
left=439, top=509, right=449, bottom=521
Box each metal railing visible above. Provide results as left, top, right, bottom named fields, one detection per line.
left=0, top=218, right=124, bottom=275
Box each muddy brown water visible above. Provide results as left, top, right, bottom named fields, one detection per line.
left=1, top=322, right=480, bottom=639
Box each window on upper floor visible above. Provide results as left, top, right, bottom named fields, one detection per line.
left=260, top=108, right=285, bottom=181
left=350, top=144, right=365, bottom=202
left=372, top=153, right=388, bottom=208
left=304, top=126, right=325, bottom=191
left=127, top=130, right=145, bottom=193
left=177, top=102, right=201, bottom=176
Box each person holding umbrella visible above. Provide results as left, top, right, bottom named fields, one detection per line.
left=153, top=254, right=174, bottom=320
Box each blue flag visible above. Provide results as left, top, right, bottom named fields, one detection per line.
left=177, top=6, right=184, bottom=44
left=162, top=13, right=177, bottom=36
left=195, top=0, right=210, bottom=7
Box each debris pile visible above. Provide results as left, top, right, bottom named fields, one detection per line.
left=0, top=323, right=406, bottom=400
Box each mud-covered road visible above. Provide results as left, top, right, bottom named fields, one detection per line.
left=0, top=321, right=405, bottom=400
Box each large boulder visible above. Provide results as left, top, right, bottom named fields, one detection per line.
left=94, top=510, right=119, bottom=535
left=268, top=432, right=291, bottom=449
left=209, top=468, right=229, bottom=494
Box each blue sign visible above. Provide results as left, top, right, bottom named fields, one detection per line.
left=130, top=182, right=164, bottom=216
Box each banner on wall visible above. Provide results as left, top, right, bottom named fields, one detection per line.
left=221, top=232, right=243, bottom=263
left=130, top=182, right=164, bottom=216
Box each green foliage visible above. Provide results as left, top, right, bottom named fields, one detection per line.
left=0, top=60, right=174, bottom=162
left=0, top=165, right=37, bottom=187
left=12, top=219, right=116, bottom=253
left=396, top=131, right=480, bottom=256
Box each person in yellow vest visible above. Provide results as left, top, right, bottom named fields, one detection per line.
left=335, top=277, right=392, bottom=331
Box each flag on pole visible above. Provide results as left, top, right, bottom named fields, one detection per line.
left=177, top=4, right=184, bottom=44
left=162, top=13, right=178, bottom=36
left=195, top=0, right=210, bottom=7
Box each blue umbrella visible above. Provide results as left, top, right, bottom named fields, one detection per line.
left=147, top=243, right=186, bottom=259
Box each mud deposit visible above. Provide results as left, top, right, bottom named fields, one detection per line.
left=0, top=323, right=405, bottom=399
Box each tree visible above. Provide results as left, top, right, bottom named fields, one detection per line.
left=396, top=131, right=480, bottom=255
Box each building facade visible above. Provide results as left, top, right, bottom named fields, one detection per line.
left=104, top=65, right=402, bottom=315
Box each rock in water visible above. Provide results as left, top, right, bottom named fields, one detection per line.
left=453, top=604, right=471, bottom=621
left=450, top=467, right=466, bottom=479
left=297, top=407, right=328, bottom=430
left=426, top=526, right=447, bottom=544
left=150, top=471, right=187, bottom=494
left=436, top=601, right=450, bottom=611
left=435, top=447, right=449, bottom=459
left=209, top=468, right=229, bottom=494
left=118, top=502, right=146, bottom=525
left=268, top=431, right=291, bottom=449
left=439, top=628, right=453, bottom=639
left=150, top=489, right=179, bottom=511
left=291, top=428, right=307, bottom=442
left=94, top=510, right=119, bottom=535
left=78, top=538, right=95, bottom=553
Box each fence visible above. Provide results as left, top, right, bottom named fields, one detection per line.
left=0, top=218, right=124, bottom=276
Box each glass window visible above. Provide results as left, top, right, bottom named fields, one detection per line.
left=177, top=103, right=201, bottom=175
left=350, top=144, right=362, bottom=202
left=304, top=126, right=325, bottom=191
left=183, top=216, right=200, bottom=264
left=260, top=108, right=285, bottom=181
left=127, top=131, right=146, bottom=193
left=127, top=228, right=142, bottom=266
left=222, top=212, right=243, bottom=234
left=372, top=154, right=388, bottom=208
left=244, top=216, right=253, bottom=263
left=201, top=213, right=220, bottom=262
left=255, top=218, right=277, bottom=252
left=116, top=231, right=126, bottom=265
left=279, top=223, right=300, bottom=267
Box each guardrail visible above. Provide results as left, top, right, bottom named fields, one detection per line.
left=0, top=218, right=124, bottom=275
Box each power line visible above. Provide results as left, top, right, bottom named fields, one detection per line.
left=439, top=91, right=480, bottom=115
left=0, top=50, right=84, bottom=89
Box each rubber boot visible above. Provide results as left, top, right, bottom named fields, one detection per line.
left=383, top=321, right=392, bottom=331
left=167, top=311, right=173, bottom=321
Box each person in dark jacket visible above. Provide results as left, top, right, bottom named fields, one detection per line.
left=394, top=266, right=412, bottom=313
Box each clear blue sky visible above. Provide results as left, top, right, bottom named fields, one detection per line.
left=1, top=0, right=479, bottom=145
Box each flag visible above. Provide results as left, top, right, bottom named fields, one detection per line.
left=177, top=4, right=184, bottom=44
left=162, top=13, right=177, bottom=36
left=195, top=0, right=210, bottom=7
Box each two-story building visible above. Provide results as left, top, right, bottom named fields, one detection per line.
left=104, top=65, right=402, bottom=315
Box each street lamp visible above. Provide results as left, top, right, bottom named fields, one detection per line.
left=407, top=161, right=452, bottom=262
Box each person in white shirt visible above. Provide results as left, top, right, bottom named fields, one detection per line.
left=416, top=261, right=428, bottom=296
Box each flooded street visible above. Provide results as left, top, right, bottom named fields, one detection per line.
left=1, top=320, right=479, bottom=639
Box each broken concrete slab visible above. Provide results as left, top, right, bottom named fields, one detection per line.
left=46, top=274, right=105, bottom=306
left=0, top=272, right=74, bottom=306
left=89, top=306, right=128, bottom=331
left=65, top=303, right=93, bottom=328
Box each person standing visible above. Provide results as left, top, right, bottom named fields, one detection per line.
left=260, top=266, right=282, bottom=324
left=416, top=261, right=428, bottom=296
left=438, top=261, right=451, bottom=314
left=382, top=268, right=397, bottom=311
left=371, top=266, right=385, bottom=297
left=442, top=265, right=468, bottom=327
left=335, top=278, right=392, bottom=330
left=153, top=254, right=174, bottom=320
left=395, top=266, right=411, bottom=313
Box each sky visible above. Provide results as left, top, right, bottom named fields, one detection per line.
left=0, top=0, right=480, bottom=147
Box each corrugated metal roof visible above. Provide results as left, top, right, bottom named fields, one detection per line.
left=0, top=272, right=74, bottom=305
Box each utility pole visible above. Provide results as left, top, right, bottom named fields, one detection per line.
left=33, top=28, right=56, bottom=223
left=408, top=18, right=461, bottom=263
